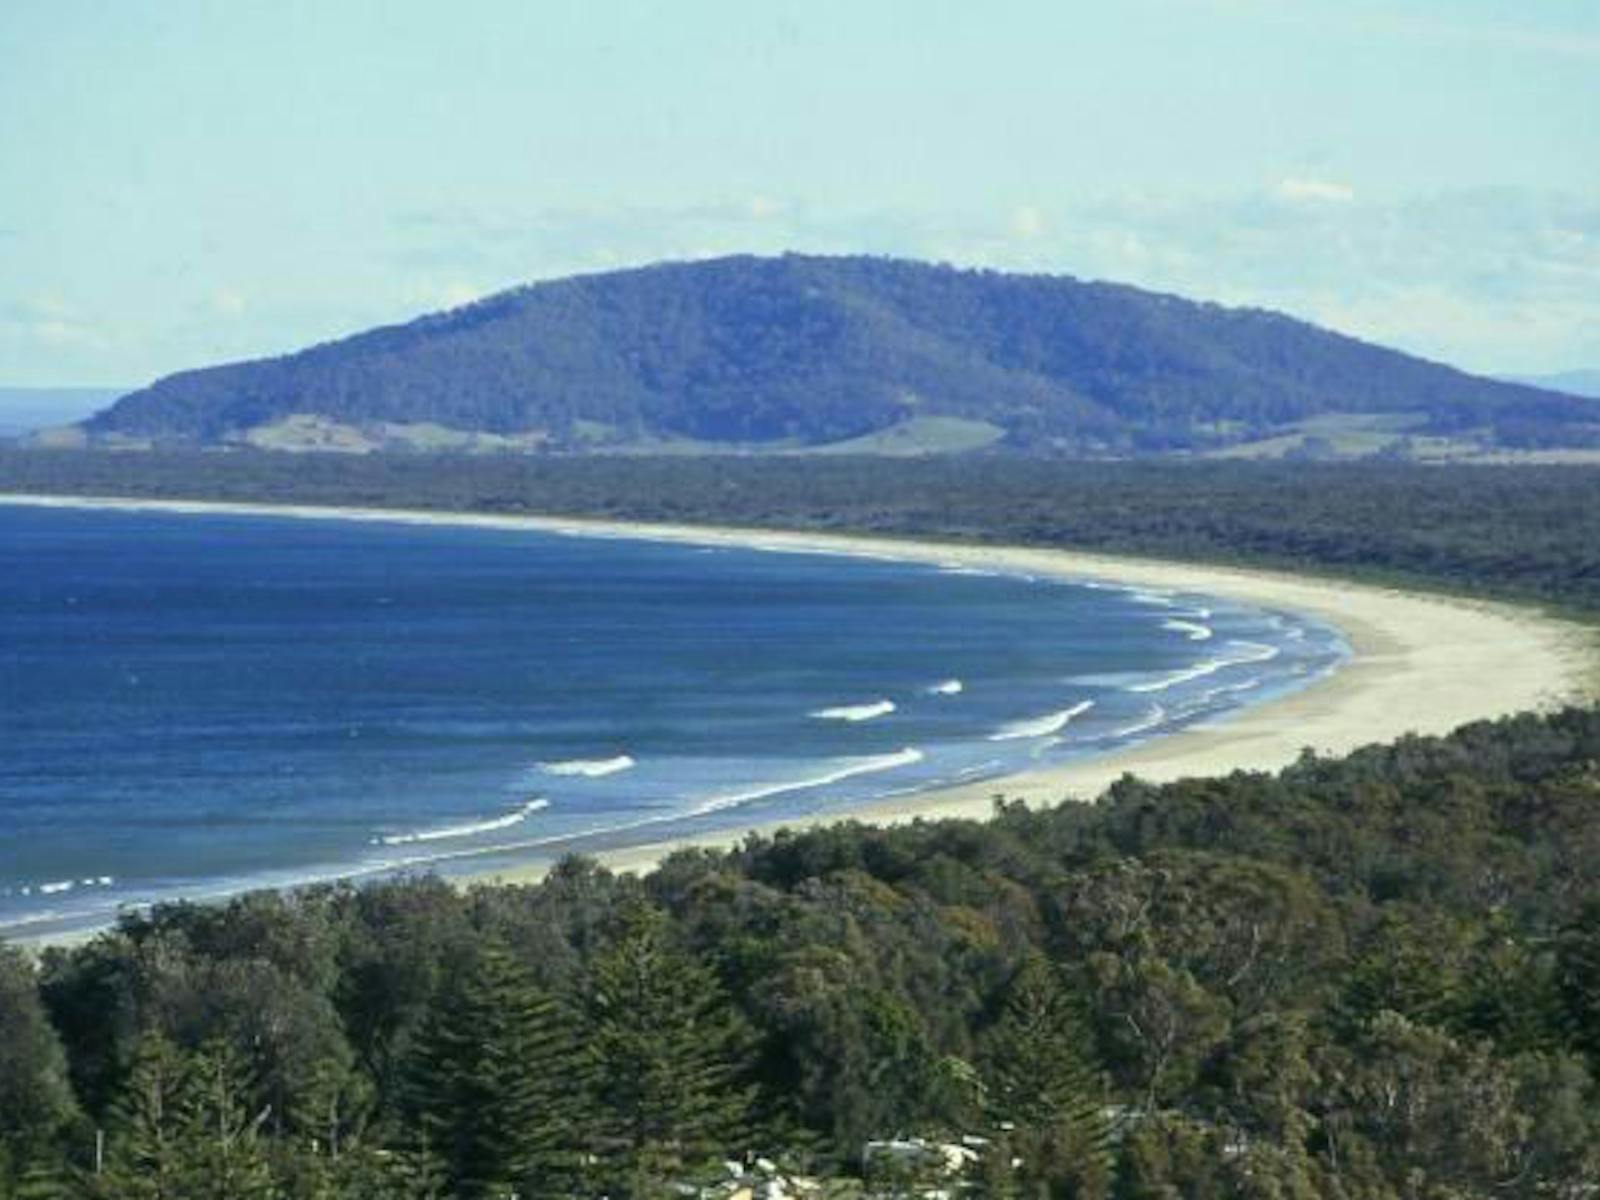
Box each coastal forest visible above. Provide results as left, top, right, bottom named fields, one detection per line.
left=2, top=705, right=1599, bottom=1197
left=4, top=451, right=1600, bottom=612
left=3, top=454, right=1600, bottom=1196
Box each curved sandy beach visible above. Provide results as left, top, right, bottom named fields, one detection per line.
left=3, top=493, right=1596, bottom=886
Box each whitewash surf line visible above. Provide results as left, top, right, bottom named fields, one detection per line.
left=989, top=700, right=1095, bottom=741
left=1127, top=641, right=1280, bottom=694
left=539, top=754, right=636, bottom=778
left=373, top=798, right=549, bottom=846
left=366, top=748, right=933, bottom=876
left=810, top=699, right=897, bottom=722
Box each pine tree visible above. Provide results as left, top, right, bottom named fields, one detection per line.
left=404, top=941, right=586, bottom=1198
left=980, top=954, right=1112, bottom=1199
left=273, top=1055, right=375, bottom=1196
left=94, top=1034, right=276, bottom=1200
left=95, top=1032, right=188, bottom=1200
left=8, top=1160, right=69, bottom=1200
left=169, top=1040, right=277, bottom=1200
left=585, top=902, right=757, bottom=1196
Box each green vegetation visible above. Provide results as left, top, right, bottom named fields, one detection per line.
left=5, top=451, right=1600, bottom=612
left=2, top=707, right=1599, bottom=1195
left=78, top=255, right=1599, bottom=454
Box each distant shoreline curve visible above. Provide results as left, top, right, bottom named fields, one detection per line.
left=2, top=491, right=1594, bottom=893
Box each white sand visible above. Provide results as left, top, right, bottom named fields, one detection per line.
left=4, top=492, right=1595, bottom=887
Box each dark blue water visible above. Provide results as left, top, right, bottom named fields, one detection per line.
left=0, top=503, right=1346, bottom=936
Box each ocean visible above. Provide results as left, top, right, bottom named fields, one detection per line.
left=0, top=503, right=1346, bottom=937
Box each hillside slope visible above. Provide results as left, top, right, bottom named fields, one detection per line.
left=84, top=255, right=1598, bottom=454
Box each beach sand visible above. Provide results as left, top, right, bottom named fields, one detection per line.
left=5, top=492, right=1595, bottom=887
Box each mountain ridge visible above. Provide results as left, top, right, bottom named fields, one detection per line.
left=81, top=254, right=1599, bottom=456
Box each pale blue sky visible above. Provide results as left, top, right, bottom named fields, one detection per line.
left=1, top=0, right=1596, bottom=387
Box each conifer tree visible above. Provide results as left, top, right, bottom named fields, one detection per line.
left=0, top=945, right=76, bottom=1194
left=585, top=902, right=757, bottom=1196
left=404, top=941, right=586, bottom=1198
left=7, top=1160, right=69, bottom=1200
left=980, top=954, right=1112, bottom=1199
left=94, top=1034, right=276, bottom=1200
left=95, top=1032, right=188, bottom=1200
left=171, top=1040, right=276, bottom=1200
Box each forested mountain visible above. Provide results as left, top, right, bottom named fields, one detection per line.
left=80, top=255, right=1599, bottom=455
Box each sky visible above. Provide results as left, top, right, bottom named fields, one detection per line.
left=1, top=0, right=1596, bottom=388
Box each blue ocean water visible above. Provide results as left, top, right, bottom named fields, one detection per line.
left=0, top=504, right=1346, bottom=936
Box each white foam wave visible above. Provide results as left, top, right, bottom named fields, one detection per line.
left=1110, top=704, right=1168, bottom=738
left=1161, top=618, right=1213, bottom=642
left=354, top=748, right=931, bottom=879
left=926, top=679, right=964, bottom=696
left=1126, top=641, right=1280, bottom=694
left=2, top=875, right=118, bottom=903
left=1190, top=679, right=1263, bottom=705
left=810, top=699, right=896, bottom=722
left=9, top=748, right=934, bottom=920
left=1128, top=590, right=1178, bottom=607
left=989, top=700, right=1095, bottom=741
left=374, top=798, right=549, bottom=846
left=951, top=758, right=1005, bottom=780
left=540, top=754, right=636, bottom=778
left=688, top=747, right=925, bottom=817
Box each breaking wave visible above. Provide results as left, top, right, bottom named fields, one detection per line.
left=373, top=798, right=549, bottom=846
left=811, top=699, right=896, bottom=722
left=539, top=754, right=636, bottom=778
left=989, top=700, right=1095, bottom=741
left=1110, top=704, right=1168, bottom=739
left=1127, top=642, right=1280, bottom=694
left=687, top=747, right=926, bottom=817
left=1161, top=618, right=1213, bottom=641
left=365, top=749, right=930, bottom=878
left=4, top=876, right=115, bottom=900
left=926, top=679, right=964, bottom=696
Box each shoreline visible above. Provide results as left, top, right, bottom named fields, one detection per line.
left=3, top=491, right=1596, bottom=894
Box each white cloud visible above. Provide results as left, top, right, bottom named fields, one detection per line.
left=1276, top=177, right=1356, bottom=203
left=1010, top=205, right=1047, bottom=239
left=1360, top=12, right=1600, bottom=62
left=208, top=289, right=248, bottom=317
left=0, top=296, right=110, bottom=350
